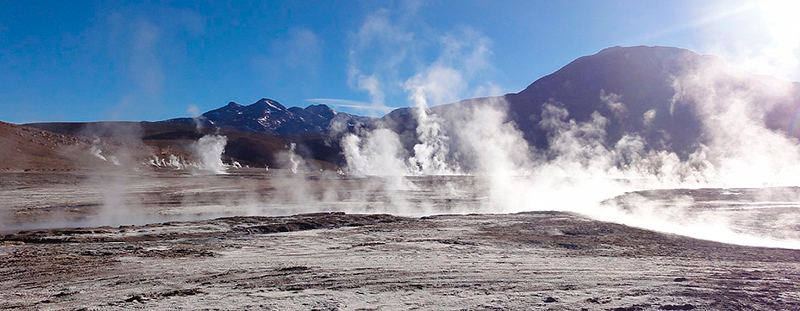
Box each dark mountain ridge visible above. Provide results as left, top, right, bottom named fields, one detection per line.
left=18, top=45, right=800, bottom=170
left=381, top=45, right=800, bottom=158
left=163, top=98, right=369, bottom=135
left=24, top=99, right=371, bottom=169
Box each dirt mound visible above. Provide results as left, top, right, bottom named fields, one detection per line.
left=0, top=121, right=102, bottom=171
left=26, top=121, right=341, bottom=169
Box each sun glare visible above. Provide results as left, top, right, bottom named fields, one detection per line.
left=758, top=0, right=800, bottom=43
left=726, top=0, right=800, bottom=80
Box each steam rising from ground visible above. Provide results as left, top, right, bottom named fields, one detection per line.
left=406, top=79, right=460, bottom=175
left=192, top=135, right=228, bottom=174
left=336, top=54, right=800, bottom=249
left=288, top=143, right=301, bottom=174
left=7, top=53, right=798, bottom=251
left=89, top=138, right=120, bottom=165
left=6, top=16, right=799, bottom=250
left=330, top=9, right=800, bottom=250
left=342, top=129, right=408, bottom=177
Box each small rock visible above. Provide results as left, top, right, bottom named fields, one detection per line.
left=660, top=304, right=696, bottom=310
left=125, top=295, right=148, bottom=303
left=53, top=291, right=77, bottom=297
left=543, top=296, right=558, bottom=303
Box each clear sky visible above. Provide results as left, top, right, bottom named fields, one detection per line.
left=1, top=0, right=797, bottom=123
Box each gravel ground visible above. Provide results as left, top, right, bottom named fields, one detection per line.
left=2, top=212, right=800, bottom=310
left=1, top=171, right=799, bottom=310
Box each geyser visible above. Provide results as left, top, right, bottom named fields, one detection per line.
left=193, top=135, right=228, bottom=174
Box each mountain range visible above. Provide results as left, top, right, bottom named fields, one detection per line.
left=13, top=45, right=800, bottom=170
left=382, top=46, right=800, bottom=158
left=163, top=98, right=369, bottom=135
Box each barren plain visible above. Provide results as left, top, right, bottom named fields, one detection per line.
left=1, top=170, right=800, bottom=310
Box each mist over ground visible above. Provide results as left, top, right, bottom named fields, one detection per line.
left=3, top=1, right=800, bottom=309
left=3, top=47, right=800, bottom=251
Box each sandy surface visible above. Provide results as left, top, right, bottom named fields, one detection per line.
left=2, top=171, right=800, bottom=310
left=2, top=212, right=800, bottom=310
left=0, top=170, right=487, bottom=231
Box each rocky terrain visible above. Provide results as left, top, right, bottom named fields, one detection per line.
left=0, top=121, right=134, bottom=172
left=1, top=169, right=799, bottom=310
left=2, top=210, right=799, bottom=310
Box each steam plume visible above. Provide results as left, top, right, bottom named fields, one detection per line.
left=192, top=135, right=228, bottom=174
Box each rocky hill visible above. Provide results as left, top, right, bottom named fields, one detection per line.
left=382, top=46, right=800, bottom=158
left=163, top=98, right=370, bottom=135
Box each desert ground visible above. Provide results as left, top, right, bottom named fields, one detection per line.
left=2, top=169, right=800, bottom=310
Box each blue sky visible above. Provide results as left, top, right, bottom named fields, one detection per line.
left=1, top=0, right=794, bottom=123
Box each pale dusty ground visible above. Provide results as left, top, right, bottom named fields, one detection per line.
left=1, top=171, right=800, bottom=310
left=3, top=212, right=800, bottom=310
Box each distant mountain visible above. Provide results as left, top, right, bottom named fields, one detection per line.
left=16, top=45, right=800, bottom=171
left=21, top=98, right=371, bottom=170
left=22, top=121, right=344, bottom=169
left=382, top=45, right=800, bottom=157
left=164, top=98, right=370, bottom=135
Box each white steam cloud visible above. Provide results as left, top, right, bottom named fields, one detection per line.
left=288, top=143, right=301, bottom=174
left=338, top=37, right=800, bottom=249
left=192, top=135, right=228, bottom=174
left=12, top=6, right=800, bottom=253
left=343, top=128, right=408, bottom=177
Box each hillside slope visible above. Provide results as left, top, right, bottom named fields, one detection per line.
left=382, top=46, right=800, bottom=157
left=24, top=121, right=342, bottom=169
left=0, top=121, right=123, bottom=171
